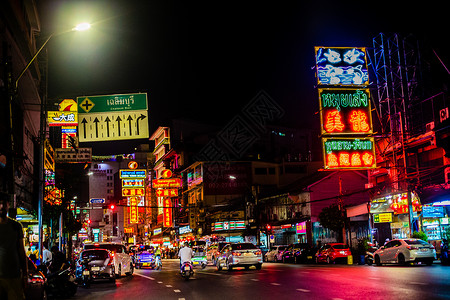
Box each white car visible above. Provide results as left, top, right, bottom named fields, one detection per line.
left=216, top=243, right=263, bottom=271
left=84, top=242, right=134, bottom=276
left=374, top=239, right=436, bottom=266
left=264, top=245, right=287, bottom=262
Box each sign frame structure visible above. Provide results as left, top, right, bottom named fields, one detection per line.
left=322, top=137, right=376, bottom=170
left=318, top=88, right=373, bottom=135
left=314, top=46, right=369, bottom=86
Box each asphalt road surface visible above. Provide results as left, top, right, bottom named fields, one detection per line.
left=72, top=259, right=450, bottom=300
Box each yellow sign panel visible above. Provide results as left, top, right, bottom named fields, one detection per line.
left=374, top=213, right=392, bottom=223
left=59, top=99, right=78, bottom=112
left=48, top=111, right=78, bottom=126
left=78, top=110, right=149, bottom=142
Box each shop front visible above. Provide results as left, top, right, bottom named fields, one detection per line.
left=211, top=220, right=245, bottom=243
left=421, top=202, right=449, bottom=253
left=370, top=191, right=422, bottom=243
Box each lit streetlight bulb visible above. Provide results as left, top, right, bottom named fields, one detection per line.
left=73, top=22, right=91, bottom=31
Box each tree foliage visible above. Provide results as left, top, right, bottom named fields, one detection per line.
left=318, top=203, right=347, bottom=233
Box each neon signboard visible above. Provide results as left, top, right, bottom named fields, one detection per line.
left=120, top=169, right=146, bottom=179
left=315, top=47, right=369, bottom=86
left=322, top=137, right=376, bottom=169
left=319, top=88, right=372, bottom=135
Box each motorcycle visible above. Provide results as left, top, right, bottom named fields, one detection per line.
left=45, top=265, right=78, bottom=298
left=79, top=257, right=92, bottom=288
left=180, top=261, right=194, bottom=281
left=365, top=243, right=378, bottom=266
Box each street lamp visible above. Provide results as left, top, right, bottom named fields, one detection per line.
left=13, top=22, right=90, bottom=259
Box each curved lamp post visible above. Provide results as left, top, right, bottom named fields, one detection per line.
left=13, top=22, right=90, bottom=258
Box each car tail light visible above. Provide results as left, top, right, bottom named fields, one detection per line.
left=108, top=256, right=114, bottom=266
left=407, top=245, right=419, bottom=250
left=255, top=250, right=262, bottom=255
left=232, top=252, right=242, bottom=256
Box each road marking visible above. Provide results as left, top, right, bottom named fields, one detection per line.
left=166, top=285, right=173, bottom=287
left=196, top=271, right=222, bottom=276
left=296, top=289, right=310, bottom=293
left=332, top=298, right=344, bottom=300
left=178, top=298, right=185, bottom=300
left=134, top=273, right=155, bottom=281
left=271, top=283, right=281, bottom=286
left=251, top=279, right=259, bottom=281
left=157, top=281, right=163, bottom=284
left=174, top=290, right=181, bottom=293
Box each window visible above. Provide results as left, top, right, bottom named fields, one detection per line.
left=255, top=168, right=267, bottom=175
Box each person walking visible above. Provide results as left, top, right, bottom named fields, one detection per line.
left=0, top=193, right=28, bottom=300
left=42, top=241, right=52, bottom=267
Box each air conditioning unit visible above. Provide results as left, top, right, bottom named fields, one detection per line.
left=426, top=122, right=435, bottom=132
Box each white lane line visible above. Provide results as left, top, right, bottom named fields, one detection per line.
left=178, top=298, right=185, bottom=300
left=174, top=290, right=181, bottom=293
left=134, top=273, right=155, bottom=280
left=296, top=289, right=310, bottom=293
left=196, top=271, right=222, bottom=276
left=251, top=279, right=259, bottom=281
left=166, top=284, right=173, bottom=287
left=411, top=282, right=427, bottom=285
left=157, top=281, right=163, bottom=284
left=271, top=282, right=281, bottom=286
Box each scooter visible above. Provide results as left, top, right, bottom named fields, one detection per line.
left=365, top=243, right=378, bottom=266
left=180, top=261, right=194, bottom=281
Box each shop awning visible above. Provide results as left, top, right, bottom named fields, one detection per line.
left=346, top=203, right=369, bottom=217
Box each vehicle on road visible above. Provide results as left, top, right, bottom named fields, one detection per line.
left=264, top=245, right=287, bottom=262
left=84, top=242, right=134, bottom=277
left=45, top=263, right=77, bottom=298
left=180, top=261, right=194, bottom=281
left=207, top=242, right=231, bottom=265
left=192, top=245, right=207, bottom=269
left=25, top=257, right=47, bottom=300
left=373, top=239, right=436, bottom=266
left=135, top=250, right=156, bottom=269
left=76, top=249, right=115, bottom=285
left=216, top=243, right=263, bottom=271
left=282, top=243, right=316, bottom=263
left=315, top=243, right=351, bottom=264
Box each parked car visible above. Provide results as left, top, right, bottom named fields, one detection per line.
left=25, top=257, right=47, bottom=300
left=373, top=239, right=436, bottom=266
left=265, top=245, right=287, bottom=262
left=282, top=243, right=316, bottom=263
left=315, top=243, right=352, bottom=264
left=216, top=243, right=263, bottom=271
left=76, top=249, right=115, bottom=283
left=207, top=242, right=231, bottom=265
left=84, top=242, right=134, bottom=277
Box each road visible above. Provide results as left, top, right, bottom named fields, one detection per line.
left=72, top=259, right=450, bottom=300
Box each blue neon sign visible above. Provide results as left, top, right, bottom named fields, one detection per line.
left=315, top=47, right=369, bottom=86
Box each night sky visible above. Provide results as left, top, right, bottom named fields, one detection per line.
left=39, top=1, right=449, bottom=154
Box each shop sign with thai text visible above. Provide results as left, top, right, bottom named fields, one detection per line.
left=322, top=137, right=376, bottom=169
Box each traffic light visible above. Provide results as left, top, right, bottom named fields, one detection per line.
left=110, top=204, right=115, bottom=210
left=87, top=219, right=91, bottom=225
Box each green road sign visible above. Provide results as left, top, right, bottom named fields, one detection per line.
left=77, top=93, right=147, bottom=113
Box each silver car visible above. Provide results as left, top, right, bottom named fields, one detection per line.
left=216, top=243, right=263, bottom=271
left=264, top=245, right=287, bottom=262
left=77, top=249, right=115, bottom=282
left=374, top=239, right=436, bottom=266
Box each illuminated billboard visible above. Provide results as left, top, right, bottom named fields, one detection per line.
left=48, top=111, right=78, bottom=126
left=315, top=47, right=369, bottom=86
left=322, top=137, right=376, bottom=169
left=319, top=88, right=372, bottom=135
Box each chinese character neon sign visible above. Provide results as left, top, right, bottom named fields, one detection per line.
left=322, top=137, right=376, bottom=169
left=319, top=88, right=372, bottom=135
left=315, top=47, right=369, bottom=86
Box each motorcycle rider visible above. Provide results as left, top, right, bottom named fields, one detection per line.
left=154, top=247, right=162, bottom=268
left=178, top=242, right=194, bottom=269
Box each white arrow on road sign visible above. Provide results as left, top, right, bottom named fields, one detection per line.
left=79, top=110, right=149, bottom=142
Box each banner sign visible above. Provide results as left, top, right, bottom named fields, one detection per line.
left=373, top=213, right=393, bottom=223
left=318, top=88, right=372, bottom=135
left=163, top=198, right=172, bottom=227
left=322, top=137, right=376, bottom=169
left=48, top=111, right=78, bottom=126
left=315, top=47, right=369, bottom=86
left=296, top=222, right=307, bottom=234
left=212, top=220, right=246, bottom=231
left=122, top=179, right=145, bottom=187
left=155, top=189, right=178, bottom=197
left=152, top=178, right=182, bottom=189
left=129, top=197, right=139, bottom=223
left=122, top=188, right=145, bottom=197
left=120, top=169, right=147, bottom=179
